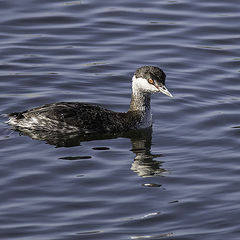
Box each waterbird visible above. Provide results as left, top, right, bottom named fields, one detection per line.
left=8, top=66, right=173, bottom=134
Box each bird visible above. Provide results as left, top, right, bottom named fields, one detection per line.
left=8, top=66, right=173, bottom=134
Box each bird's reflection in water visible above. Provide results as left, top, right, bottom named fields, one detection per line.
left=12, top=126, right=166, bottom=177
left=130, top=128, right=166, bottom=177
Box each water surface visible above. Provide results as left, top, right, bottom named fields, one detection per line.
left=1, top=0, right=240, bottom=239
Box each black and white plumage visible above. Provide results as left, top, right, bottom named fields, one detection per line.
left=8, top=66, right=172, bottom=134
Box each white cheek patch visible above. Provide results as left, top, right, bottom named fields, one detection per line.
left=132, top=76, right=157, bottom=93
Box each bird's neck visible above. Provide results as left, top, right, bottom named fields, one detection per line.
left=129, top=75, right=151, bottom=113
left=129, top=88, right=152, bottom=114
left=128, top=76, right=153, bottom=128
left=129, top=91, right=152, bottom=128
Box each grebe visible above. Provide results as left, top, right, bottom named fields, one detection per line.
left=8, top=66, right=172, bottom=134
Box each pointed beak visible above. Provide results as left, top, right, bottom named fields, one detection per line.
left=155, top=84, right=173, bottom=97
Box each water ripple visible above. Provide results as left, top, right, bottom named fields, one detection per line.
left=1, top=0, right=240, bottom=240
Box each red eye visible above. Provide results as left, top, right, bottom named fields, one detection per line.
left=148, top=78, right=154, bottom=84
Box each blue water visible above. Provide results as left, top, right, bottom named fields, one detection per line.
left=1, top=0, right=240, bottom=239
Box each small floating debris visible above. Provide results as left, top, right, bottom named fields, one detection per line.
left=59, top=155, right=92, bottom=160
left=92, top=147, right=110, bottom=150
left=142, top=183, right=162, bottom=187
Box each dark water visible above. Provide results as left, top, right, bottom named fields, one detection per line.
left=1, top=0, right=240, bottom=239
